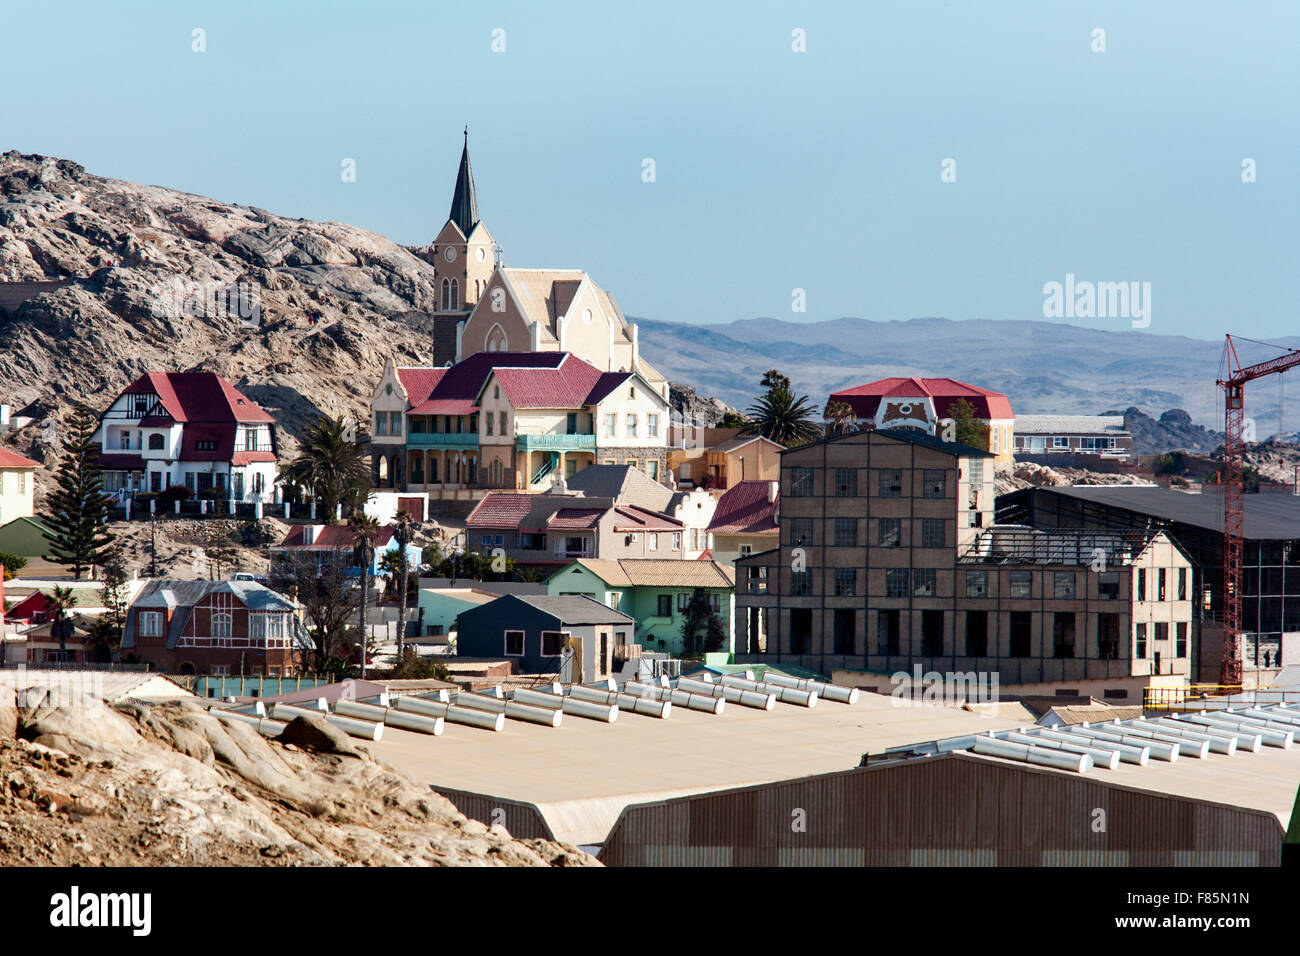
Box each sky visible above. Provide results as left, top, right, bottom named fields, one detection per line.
left=2, top=0, right=1297, bottom=341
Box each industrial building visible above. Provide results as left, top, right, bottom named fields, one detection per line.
left=734, top=429, right=1194, bottom=700
left=999, top=485, right=1300, bottom=683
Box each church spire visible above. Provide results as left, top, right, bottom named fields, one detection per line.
left=448, top=127, right=480, bottom=237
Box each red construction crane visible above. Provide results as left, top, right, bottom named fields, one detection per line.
left=1217, top=334, right=1300, bottom=685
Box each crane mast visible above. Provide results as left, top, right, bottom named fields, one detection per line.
left=1216, top=334, right=1300, bottom=685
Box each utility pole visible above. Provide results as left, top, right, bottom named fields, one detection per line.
left=150, top=511, right=158, bottom=578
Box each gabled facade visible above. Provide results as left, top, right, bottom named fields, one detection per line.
left=546, top=558, right=737, bottom=656
left=369, top=352, right=669, bottom=498
left=669, top=431, right=784, bottom=491
left=91, top=372, right=278, bottom=502
left=0, top=448, right=38, bottom=524
left=121, top=580, right=314, bottom=676
left=706, top=479, right=780, bottom=568
left=830, top=376, right=1015, bottom=464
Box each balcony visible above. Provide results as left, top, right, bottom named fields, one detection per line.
left=407, top=431, right=479, bottom=449
left=516, top=433, right=597, bottom=452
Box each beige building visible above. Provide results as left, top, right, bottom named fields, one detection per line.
left=0, top=449, right=38, bottom=525
left=735, top=429, right=1193, bottom=701
left=668, top=430, right=783, bottom=491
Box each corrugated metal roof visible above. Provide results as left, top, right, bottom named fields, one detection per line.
left=707, top=480, right=779, bottom=534
left=1030, top=485, right=1300, bottom=539
left=566, top=464, right=673, bottom=511
left=1014, top=414, right=1128, bottom=435
left=514, top=593, right=635, bottom=624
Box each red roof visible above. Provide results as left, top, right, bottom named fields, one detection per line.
left=0, top=448, right=40, bottom=468
left=491, top=355, right=606, bottom=409
left=467, top=493, right=535, bottom=528
left=122, top=372, right=274, bottom=424
left=609, top=505, right=682, bottom=532
left=396, top=367, right=447, bottom=405
left=546, top=508, right=605, bottom=530
left=830, top=377, right=1013, bottom=421
left=708, top=480, right=780, bottom=535
left=230, top=451, right=277, bottom=466
left=408, top=399, right=479, bottom=416
left=4, top=591, right=53, bottom=623
left=95, top=452, right=145, bottom=470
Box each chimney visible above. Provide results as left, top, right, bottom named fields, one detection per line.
left=630, top=322, right=639, bottom=368
left=767, top=480, right=778, bottom=503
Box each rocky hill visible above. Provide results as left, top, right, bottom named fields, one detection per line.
left=1104, top=407, right=1224, bottom=456
left=0, top=151, right=451, bottom=463
left=0, top=680, right=593, bottom=867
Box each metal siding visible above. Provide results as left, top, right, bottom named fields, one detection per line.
left=599, top=754, right=1285, bottom=866
left=432, top=786, right=555, bottom=841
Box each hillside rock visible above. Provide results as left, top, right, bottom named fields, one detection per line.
left=0, top=151, right=455, bottom=461
left=669, top=382, right=740, bottom=427
left=1104, top=407, right=1223, bottom=456
left=0, top=687, right=597, bottom=867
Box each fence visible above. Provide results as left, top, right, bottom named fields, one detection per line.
left=1143, top=683, right=1300, bottom=710
left=110, top=499, right=322, bottom=523
left=183, top=674, right=335, bottom=700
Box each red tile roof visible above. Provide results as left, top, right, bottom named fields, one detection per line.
left=408, top=399, right=479, bottom=416
left=122, top=372, right=274, bottom=424
left=466, top=493, right=535, bottom=528
left=609, top=505, right=682, bottom=532
left=546, top=508, right=605, bottom=530
left=491, top=354, right=605, bottom=409
left=0, top=448, right=40, bottom=468
left=830, top=377, right=1013, bottom=421
left=707, top=480, right=780, bottom=535
left=230, top=451, right=277, bottom=466
left=584, top=371, right=635, bottom=406
left=426, top=352, right=566, bottom=407
left=395, top=367, right=447, bottom=405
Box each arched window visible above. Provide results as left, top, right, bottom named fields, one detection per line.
left=212, top=613, right=232, bottom=639
left=450, top=279, right=459, bottom=311
left=148, top=433, right=165, bottom=450
left=440, top=278, right=451, bottom=311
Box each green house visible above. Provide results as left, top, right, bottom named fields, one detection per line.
left=546, top=558, right=736, bottom=657
left=0, top=516, right=55, bottom=558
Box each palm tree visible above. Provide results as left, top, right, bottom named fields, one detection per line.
left=823, top=399, right=857, bottom=437
left=282, top=416, right=370, bottom=523
left=747, top=387, right=822, bottom=447
left=349, top=510, right=382, bottom=679
left=48, top=586, right=78, bottom=662
left=389, top=510, right=415, bottom=662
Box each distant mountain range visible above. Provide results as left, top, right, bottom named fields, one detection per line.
left=635, top=316, right=1300, bottom=436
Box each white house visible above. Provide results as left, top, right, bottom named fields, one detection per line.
left=92, top=372, right=279, bottom=502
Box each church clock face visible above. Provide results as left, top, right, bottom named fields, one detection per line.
left=444, top=247, right=457, bottom=263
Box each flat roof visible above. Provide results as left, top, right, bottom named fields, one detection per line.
left=1023, top=485, right=1300, bottom=540
left=366, top=692, right=1027, bottom=845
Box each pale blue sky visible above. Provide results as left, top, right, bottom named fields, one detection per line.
left=3, top=0, right=1296, bottom=339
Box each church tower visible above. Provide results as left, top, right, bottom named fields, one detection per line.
left=427, top=129, right=496, bottom=316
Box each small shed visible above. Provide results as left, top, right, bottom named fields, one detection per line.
left=454, top=594, right=634, bottom=683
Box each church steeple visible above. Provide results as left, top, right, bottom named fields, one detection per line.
left=448, top=127, right=480, bottom=237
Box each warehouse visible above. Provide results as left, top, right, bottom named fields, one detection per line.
left=998, top=485, right=1300, bottom=682
left=598, top=708, right=1300, bottom=866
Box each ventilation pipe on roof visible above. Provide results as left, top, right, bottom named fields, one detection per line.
left=1182, top=712, right=1290, bottom=749
left=1069, top=725, right=1179, bottom=762
left=1095, top=722, right=1206, bottom=759
left=505, top=701, right=564, bottom=727
left=565, top=684, right=669, bottom=718
left=677, top=677, right=775, bottom=710
left=455, top=693, right=508, bottom=714
left=761, top=672, right=860, bottom=704
left=1035, top=727, right=1150, bottom=766
left=335, top=699, right=445, bottom=736
left=1140, top=718, right=1242, bottom=755
left=719, top=674, right=818, bottom=707
left=270, top=702, right=384, bottom=741
left=1003, top=731, right=1119, bottom=770
left=1237, top=706, right=1300, bottom=728
left=970, top=735, right=1092, bottom=773
left=389, top=695, right=505, bottom=731
left=669, top=689, right=725, bottom=715
left=213, top=710, right=287, bottom=739
left=513, top=686, right=619, bottom=722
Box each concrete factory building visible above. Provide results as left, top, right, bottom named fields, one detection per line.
left=734, top=428, right=1194, bottom=701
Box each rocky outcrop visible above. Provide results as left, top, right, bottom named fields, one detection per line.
left=0, top=150, right=455, bottom=462
left=0, top=687, right=597, bottom=867
left=669, top=382, right=740, bottom=428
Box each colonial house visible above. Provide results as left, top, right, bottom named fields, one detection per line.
left=0, top=448, right=38, bottom=524
left=546, top=558, right=736, bottom=657
left=121, top=580, right=314, bottom=676
left=269, top=523, right=422, bottom=578
left=453, top=593, right=635, bottom=683
left=92, top=372, right=279, bottom=501
left=734, top=428, right=1194, bottom=701
left=829, top=376, right=1016, bottom=464
left=706, top=480, right=780, bottom=567
left=466, top=489, right=686, bottom=572
left=369, top=352, right=670, bottom=498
